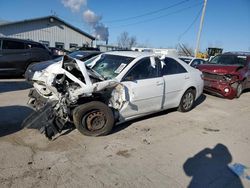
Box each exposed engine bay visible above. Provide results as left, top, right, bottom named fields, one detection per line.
left=24, top=55, right=126, bottom=139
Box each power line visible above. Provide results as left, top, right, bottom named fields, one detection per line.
left=104, top=0, right=190, bottom=23
left=110, top=2, right=203, bottom=29
left=178, top=6, right=203, bottom=42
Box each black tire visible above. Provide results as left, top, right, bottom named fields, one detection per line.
left=236, top=82, right=243, bottom=98
left=178, top=89, right=195, bottom=112
left=73, top=101, right=114, bottom=136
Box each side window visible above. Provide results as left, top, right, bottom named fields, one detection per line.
left=123, top=57, right=159, bottom=81
left=2, top=40, right=25, bottom=49
left=162, top=57, right=187, bottom=75
left=26, top=42, right=45, bottom=49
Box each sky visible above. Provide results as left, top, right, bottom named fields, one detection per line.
left=0, top=0, right=249, bottom=52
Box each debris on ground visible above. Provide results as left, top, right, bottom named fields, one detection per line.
left=116, top=150, right=131, bottom=158
left=143, top=138, right=151, bottom=145
left=204, top=127, right=220, bottom=132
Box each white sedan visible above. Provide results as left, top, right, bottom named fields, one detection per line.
left=24, top=51, right=204, bottom=139
left=179, top=56, right=206, bottom=68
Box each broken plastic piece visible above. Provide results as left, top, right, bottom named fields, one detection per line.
left=229, top=163, right=250, bottom=180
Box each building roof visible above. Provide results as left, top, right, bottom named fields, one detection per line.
left=0, top=15, right=95, bottom=40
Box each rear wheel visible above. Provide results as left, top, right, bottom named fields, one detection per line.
left=73, top=101, right=114, bottom=136
left=236, top=82, right=243, bottom=98
left=178, top=89, right=195, bottom=112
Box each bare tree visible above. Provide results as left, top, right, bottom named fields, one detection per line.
left=117, top=32, right=137, bottom=49
left=177, top=43, right=195, bottom=56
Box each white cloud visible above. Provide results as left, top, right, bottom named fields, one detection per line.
left=83, top=9, right=101, bottom=26
left=62, top=0, right=86, bottom=12
left=83, top=9, right=109, bottom=41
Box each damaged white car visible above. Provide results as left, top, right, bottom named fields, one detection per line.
left=24, top=51, right=204, bottom=139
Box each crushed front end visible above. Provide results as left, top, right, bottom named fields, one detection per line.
left=23, top=55, right=126, bottom=139
left=202, top=72, right=240, bottom=99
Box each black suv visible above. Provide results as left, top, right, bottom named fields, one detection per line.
left=0, top=37, right=52, bottom=76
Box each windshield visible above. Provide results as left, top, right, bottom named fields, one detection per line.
left=87, top=54, right=134, bottom=79
left=209, top=55, right=247, bottom=66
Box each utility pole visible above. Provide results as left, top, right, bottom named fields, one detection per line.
left=195, top=0, right=207, bottom=57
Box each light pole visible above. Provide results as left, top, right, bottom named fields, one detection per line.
left=195, top=0, right=207, bottom=57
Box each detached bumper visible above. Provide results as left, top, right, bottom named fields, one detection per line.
left=24, top=89, right=68, bottom=139
left=203, top=79, right=237, bottom=99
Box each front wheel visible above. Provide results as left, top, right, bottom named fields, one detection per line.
left=73, top=101, right=114, bottom=136
left=178, top=89, right=195, bottom=112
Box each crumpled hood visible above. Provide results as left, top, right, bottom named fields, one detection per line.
left=197, top=64, right=242, bottom=74
left=27, top=57, right=63, bottom=72
left=25, top=55, right=121, bottom=102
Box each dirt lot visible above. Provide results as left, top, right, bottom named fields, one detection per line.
left=0, top=78, right=250, bottom=188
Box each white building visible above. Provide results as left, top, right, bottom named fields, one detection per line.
left=0, top=16, right=95, bottom=50
left=131, top=47, right=178, bottom=57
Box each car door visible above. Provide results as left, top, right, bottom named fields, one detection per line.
left=119, top=57, right=164, bottom=119
left=0, top=39, right=29, bottom=74
left=162, top=57, right=189, bottom=109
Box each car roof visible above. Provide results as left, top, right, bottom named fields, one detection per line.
left=223, top=52, right=250, bottom=57
left=104, top=51, right=153, bottom=58
left=179, top=56, right=194, bottom=59
left=74, top=50, right=101, bottom=53
left=0, top=37, right=41, bottom=44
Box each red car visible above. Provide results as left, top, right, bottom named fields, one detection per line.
left=198, top=52, right=250, bottom=99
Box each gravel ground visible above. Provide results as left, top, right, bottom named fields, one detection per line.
left=0, top=79, right=250, bottom=188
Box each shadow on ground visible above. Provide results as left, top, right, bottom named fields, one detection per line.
left=0, top=105, right=34, bottom=137
left=183, top=143, right=243, bottom=188
left=111, top=94, right=207, bottom=134
left=194, top=93, right=206, bottom=107
left=0, top=80, right=31, bottom=93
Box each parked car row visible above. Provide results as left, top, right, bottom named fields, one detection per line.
left=1, top=37, right=249, bottom=139
left=0, top=37, right=102, bottom=76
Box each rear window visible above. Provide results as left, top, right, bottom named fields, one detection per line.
left=2, top=40, right=25, bottom=49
